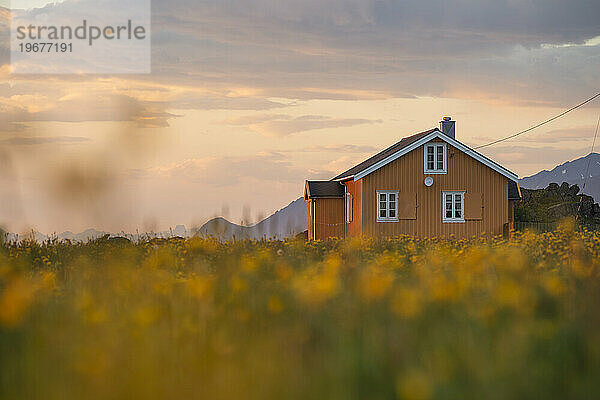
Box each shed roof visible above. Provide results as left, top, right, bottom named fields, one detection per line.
left=304, top=180, right=345, bottom=199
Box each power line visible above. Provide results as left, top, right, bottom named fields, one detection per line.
left=581, top=115, right=600, bottom=196
left=474, top=92, right=600, bottom=149
left=576, top=114, right=600, bottom=219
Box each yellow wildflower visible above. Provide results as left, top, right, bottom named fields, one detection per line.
left=187, top=276, right=214, bottom=300
left=396, top=369, right=432, bottom=400
left=230, top=275, right=248, bottom=293
left=241, top=255, right=259, bottom=273
left=267, top=295, right=284, bottom=314
left=543, top=274, right=566, bottom=297
left=0, top=276, right=37, bottom=327
left=358, top=267, right=394, bottom=301
left=392, top=287, right=423, bottom=318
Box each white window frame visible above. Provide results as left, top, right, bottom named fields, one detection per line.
left=442, top=191, right=465, bottom=223
left=376, top=190, right=399, bottom=222
left=424, top=143, right=447, bottom=174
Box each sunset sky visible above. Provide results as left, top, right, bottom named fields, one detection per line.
left=0, top=0, right=599, bottom=233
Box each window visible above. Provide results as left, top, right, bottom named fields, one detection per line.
left=424, top=143, right=447, bottom=173
left=377, top=191, right=398, bottom=222
left=442, top=191, right=465, bottom=222
left=346, top=194, right=353, bottom=223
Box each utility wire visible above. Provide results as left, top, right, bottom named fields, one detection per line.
left=576, top=114, right=600, bottom=219
left=581, top=115, right=600, bottom=196
left=474, top=92, right=600, bottom=149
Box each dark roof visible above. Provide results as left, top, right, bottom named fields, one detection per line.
left=509, top=180, right=522, bottom=200
left=305, top=181, right=345, bottom=199
left=332, top=128, right=437, bottom=180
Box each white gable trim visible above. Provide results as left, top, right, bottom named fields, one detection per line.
left=353, top=130, right=519, bottom=182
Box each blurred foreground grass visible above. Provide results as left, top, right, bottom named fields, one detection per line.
left=1, top=222, right=600, bottom=399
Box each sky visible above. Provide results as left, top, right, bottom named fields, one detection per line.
left=0, top=0, right=599, bottom=234
left=0, top=1, right=60, bottom=9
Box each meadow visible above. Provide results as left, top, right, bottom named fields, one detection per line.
left=1, top=221, right=600, bottom=399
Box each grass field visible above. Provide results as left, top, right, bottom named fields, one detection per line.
left=1, top=221, right=600, bottom=399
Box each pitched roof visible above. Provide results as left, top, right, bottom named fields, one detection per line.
left=304, top=180, right=345, bottom=199
left=332, top=128, right=436, bottom=180
left=332, top=128, right=519, bottom=183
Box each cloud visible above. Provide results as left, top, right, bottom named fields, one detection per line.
left=32, top=94, right=177, bottom=127
left=127, top=143, right=375, bottom=195
left=468, top=125, right=599, bottom=148
left=252, top=116, right=381, bottom=137
left=132, top=151, right=331, bottom=186
left=146, top=0, right=600, bottom=105
left=0, top=136, right=91, bottom=145
left=480, top=145, right=591, bottom=166
left=2, top=0, right=599, bottom=114
left=223, top=114, right=290, bottom=126
left=0, top=106, right=29, bottom=132
left=174, top=96, right=290, bottom=111
left=0, top=7, right=8, bottom=62
left=513, top=126, right=598, bottom=143
left=288, top=144, right=379, bottom=153
left=223, top=114, right=381, bottom=136
left=153, top=0, right=599, bottom=53
left=0, top=89, right=179, bottom=132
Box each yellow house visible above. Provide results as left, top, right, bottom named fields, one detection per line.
left=304, top=118, right=521, bottom=240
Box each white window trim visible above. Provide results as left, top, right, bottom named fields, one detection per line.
left=376, top=190, right=399, bottom=222
left=424, top=143, right=447, bottom=174
left=442, top=191, right=465, bottom=223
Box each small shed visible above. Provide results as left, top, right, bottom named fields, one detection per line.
left=304, top=181, right=345, bottom=240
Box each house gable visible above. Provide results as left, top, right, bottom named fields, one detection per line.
left=352, top=130, right=518, bottom=182
left=359, top=139, right=510, bottom=237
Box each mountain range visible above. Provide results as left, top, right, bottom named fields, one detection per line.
left=195, top=197, right=308, bottom=240
left=519, top=153, right=600, bottom=202
left=3, top=198, right=309, bottom=243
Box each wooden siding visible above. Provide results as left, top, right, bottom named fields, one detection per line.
left=398, top=193, right=417, bottom=219
left=312, top=198, right=345, bottom=240
left=464, top=192, right=483, bottom=220
left=361, top=138, right=509, bottom=238
left=345, top=179, right=363, bottom=237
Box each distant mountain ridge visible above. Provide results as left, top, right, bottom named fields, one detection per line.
left=195, top=197, right=308, bottom=240
left=5, top=228, right=109, bottom=243
left=2, top=199, right=308, bottom=243
left=519, top=153, right=600, bottom=203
